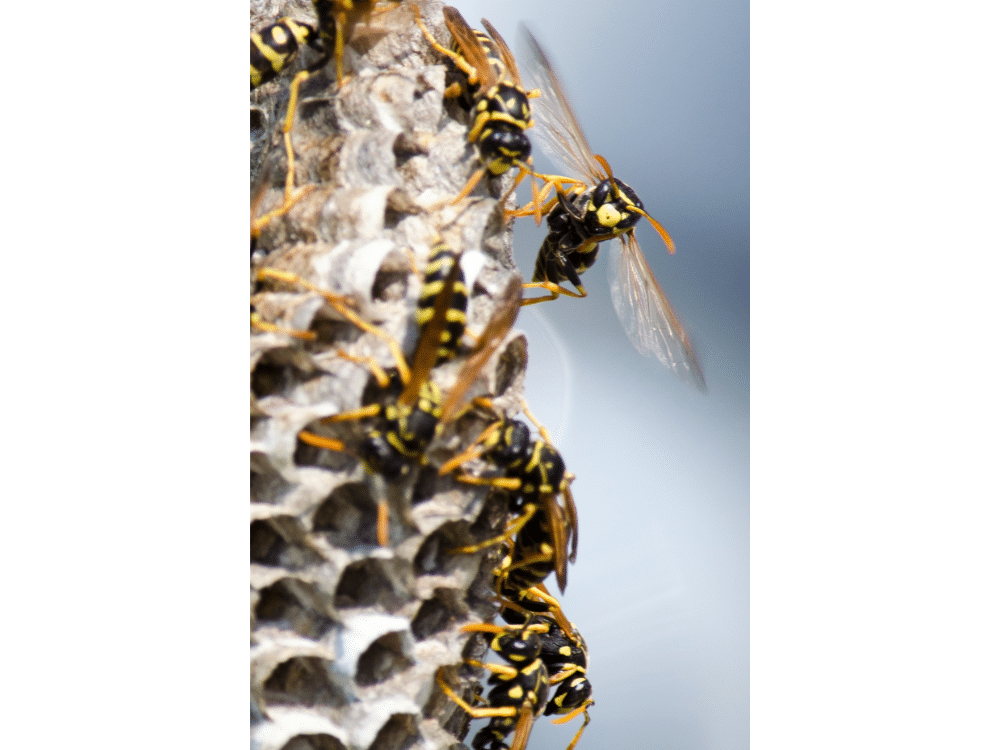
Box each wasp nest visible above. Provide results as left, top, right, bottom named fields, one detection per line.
left=251, top=2, right=529, bottom=749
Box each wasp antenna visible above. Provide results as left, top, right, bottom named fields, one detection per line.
left=593, top=154, right=620, bottom=196
left=634, top=208, right=677, bottom=254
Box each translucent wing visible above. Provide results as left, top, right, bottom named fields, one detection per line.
left=443, top=6, right=499, bottom=91
left=480, top=18, right=524, bottom=87
left=509, top=701, right=537, bottom=750
left=400, top=252, right=465, bottom=406
left=438, top=275, right=523, bottom=423
left=608, top=232, right=707, bottom=391
left=516, top=25, right=605, bottom=183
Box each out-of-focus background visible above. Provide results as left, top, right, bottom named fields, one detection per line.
left=452, top=1, right=748, bottom=748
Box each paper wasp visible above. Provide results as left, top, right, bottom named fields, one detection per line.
left=258, top=241, right=522, bottom=545
left=440, top=613, right=592, bottom=750
left=412, top=4, right=539, bottom=205
left=437, top=620, right=549, bottom=750
left=513, top=26, right=707, bottom=391
left=438, top=401, right=578, bottom=594
left=251, top=1, right=403, bottom=237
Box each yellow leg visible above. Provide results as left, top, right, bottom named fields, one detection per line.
left=448, top=504, right=535, bottom=555
left=256, top=268, right=412, bottom=383
left=335, top=351, right=392, bottom=389
left=436, top=669, right=518, bottom=719
left=437, top=420, right=503, bottom=475
left=377, top=499, right=390, bottom=547
left=298, top=430, right=348, bottom=453
left=322, top=403, right=382, bottom=423
left=251, top=69, right=319, bottom=238
left=251, top=310, right=317, bottom=340
left=411, top=3, right=480, bottom=83
left=520, top=280, right=588, bottom=306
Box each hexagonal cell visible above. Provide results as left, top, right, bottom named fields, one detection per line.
left=251, top=470, right=296, bottom=505
left=254, top=579, right=335, bottom=639
left=367, top=713, right=419, bottom=750
left=355, top=631, right=415, bottom=687
left=251, top=519, right=323, bottom=569
left=334, top=558, right=412, bottom=611
left=413, top=521, right=479, bottom=577
left=410, top=589, right=468, bottom=642
left=278, top=735, right=347, bottom=750
left=251, top=347, right=318, bottom=399
left=310, top=482, right=379, bottom=548
left=263, top=656, right=348, bottom=711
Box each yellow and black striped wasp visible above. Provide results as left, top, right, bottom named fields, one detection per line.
left=437, top=400, right=579, bottom=595
left=251, top=1, right=403, bottom=237
left=514, top=26, right=706, bottom=391
left=437, top=619, right=549, bottom=750
left=260, top=239, right=523, bottom=545
left=412, top=4, right=540, bottom=205
left=499, top=612, right=594, bottom=750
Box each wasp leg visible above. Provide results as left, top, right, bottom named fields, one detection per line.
left=436, top=668, right=519, bottom=719
left=251, top=69, right=320, bottom=238
left=448, top=504, right=535, bottom=555
left=411, top=3, right=481, bottom=84
left=297, top=431, right=348, bottom=453
left=553, top=702, right=592, bottom=750
left=250, top=308, right=317, bottom=340
left=437, top=420, right=503, bottom=475
left=521, top=280, right=587, bottom=305
left=255, top=268, right=411, bottom=383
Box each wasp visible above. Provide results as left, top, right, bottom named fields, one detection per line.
left=412, top=4, right=539, bottom=205
left=438, top=401, right=578, bottom=594
left=250, top=18, right=321, bottom=90
left=442, top=614, right=592, bottom=750
left=259, top=241, right=522, bottom=545
left=251, top=1, right=403, bottom=236
left=507, top=614, right=594, bottom=750
left=437, top=620, right=549, bottom=750
left=512, top=26, right=706, bottom=391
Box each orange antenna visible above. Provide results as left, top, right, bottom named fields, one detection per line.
left=593, top=154, right=621, bottom=199
left=633, top=208, right=676, bottom=254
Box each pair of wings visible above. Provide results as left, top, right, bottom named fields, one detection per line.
left=517, top=26, right=707, bottom=391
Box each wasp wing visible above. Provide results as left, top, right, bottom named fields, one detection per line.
left=509, top=700, right=538, bottom=750
left=443, top=6, right=500, bottom=91
left=480, top=18, right=525, bottom=87
left=400, top=250, right=465, bottom=406
left=516, top=25, right=605, bottom=184
left=608, top=232, right=706, bottom=391
left=438, top=275, right=522, bottom=423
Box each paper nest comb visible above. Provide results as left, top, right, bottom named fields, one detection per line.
left=251, top=2, right=531, bottom=749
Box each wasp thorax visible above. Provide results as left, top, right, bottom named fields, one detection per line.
left=495, top=629, right=543, bottom=663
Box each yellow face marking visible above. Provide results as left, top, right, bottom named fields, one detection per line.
left=596, top=203, right=623, bottom=228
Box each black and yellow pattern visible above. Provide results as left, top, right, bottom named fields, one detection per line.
left=437, top=621, right=550, bottom=750
left=415, top=240, right=468, bottom=366
left=414, top=5, right=538, bottom=202
left=250, top=18, right=319, bottom=90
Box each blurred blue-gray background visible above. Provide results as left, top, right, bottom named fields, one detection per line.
left=454, top=1, right=748, bottom=747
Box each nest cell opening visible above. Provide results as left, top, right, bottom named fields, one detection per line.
left=254, top=579, right=335, bottom=639
left=355, top=631, right=415, bottom=687
left=368, top=713, right=421, bottom=750
left=263, top=656, right=348, bottom=711
left=334, top=558, right=412, bottom=611
left=310, top=481, right=380, bottom=548
left=410, top=588, right=468, bottom=642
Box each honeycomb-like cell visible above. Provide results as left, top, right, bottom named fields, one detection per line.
left=250, top=2, right=529, bottom=748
